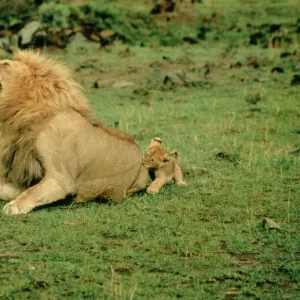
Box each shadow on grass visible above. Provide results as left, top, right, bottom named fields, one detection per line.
left=33, top=195, right=113, bottom=212
left=33, top=190, right=147, bottom=212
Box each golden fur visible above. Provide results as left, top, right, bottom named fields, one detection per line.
left=0, top=51, right=147, bottom=215
left=0, top=51, right=99, bottom=188
left=142, top=137, right=187, bottom=194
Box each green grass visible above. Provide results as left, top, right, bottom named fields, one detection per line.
left=1, top=0, right=300, bottom=299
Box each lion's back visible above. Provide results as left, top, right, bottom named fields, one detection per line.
left=36, top=111, right=144, bottom=200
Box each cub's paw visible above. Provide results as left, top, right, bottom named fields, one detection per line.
left=176, top=181, right=188, bottom=187
left=146, top=186, right=159, bottom=194
left=3, top=201, right=31, bottom=215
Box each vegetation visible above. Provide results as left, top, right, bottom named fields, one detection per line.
left=1, top=0, right=300, bottom=299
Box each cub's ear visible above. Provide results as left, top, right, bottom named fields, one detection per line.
left=170, top=150, right=179, bottom=160
left=151, top=137, right=162, bottom=144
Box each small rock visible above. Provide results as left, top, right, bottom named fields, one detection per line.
left=18, top=21, right=43, bottom=48
left=263, top=217, right=281, bottom=230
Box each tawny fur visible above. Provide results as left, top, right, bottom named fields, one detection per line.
left=0, top=51, right=100, bottom=188
left=0, top=50, right=147, bottom=215
left=142, top=137, right=187, bottom=194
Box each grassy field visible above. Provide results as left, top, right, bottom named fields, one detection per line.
left=1, top=0, right=300, bottom=299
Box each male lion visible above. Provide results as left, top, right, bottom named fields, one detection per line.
left=0, top=51, right=147, bottom=215
left=142, top=137, right=187, bottom=194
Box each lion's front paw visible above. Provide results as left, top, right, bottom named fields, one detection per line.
left=146, top=186, right=159, bottom=194
left=176, top=181, right=188, bottom=187
left=3, top=201, right=31, bottom=215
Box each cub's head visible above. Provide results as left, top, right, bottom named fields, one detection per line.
left=142, top=137, right=173, bottom=169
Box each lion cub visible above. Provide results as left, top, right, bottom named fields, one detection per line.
left=142, top=137, right=187, bottom=194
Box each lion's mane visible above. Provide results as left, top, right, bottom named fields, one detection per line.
left=0, top=50, right=129, bottom=188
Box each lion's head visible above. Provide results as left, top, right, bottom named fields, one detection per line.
left=142, top=137, right=173, bottom=169
left=0, top=50, right=99, bottom=128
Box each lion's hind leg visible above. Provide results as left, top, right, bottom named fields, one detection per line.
left=3, top=176, right=76, bottom=215
left=173, top=163, right=187, bottom=187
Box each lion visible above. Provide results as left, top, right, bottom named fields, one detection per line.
left=0, top=50, right=148, bottom=215
left=142, top=137, right=187, bottom=194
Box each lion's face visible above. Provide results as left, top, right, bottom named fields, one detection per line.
left=0, top=60, right=20, bottom=77
left=0, top=60, right=11, bottom=85
left=0, top=59, right=29, bottom=93
left=0, top=60, right=12, bottom=95
left=142, top=149, right=171, bottom=169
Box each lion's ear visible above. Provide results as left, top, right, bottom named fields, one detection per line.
left=151, top=137, right=162, bottom=145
